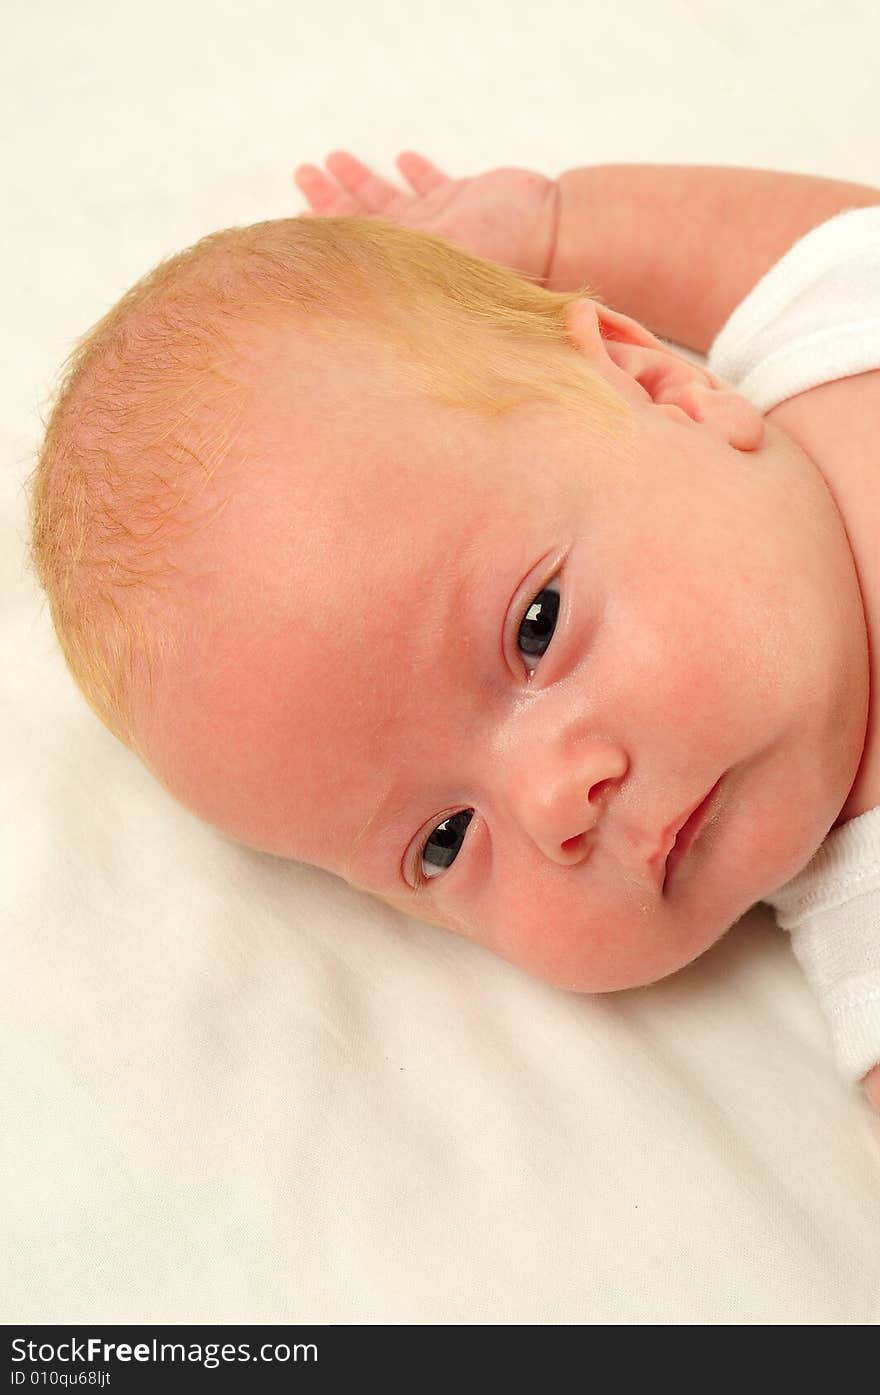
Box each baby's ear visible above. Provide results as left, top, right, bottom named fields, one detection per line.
left=564, top=298, right=764, bottom=453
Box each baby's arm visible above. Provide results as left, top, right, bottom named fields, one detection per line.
left=548, top=164, right=880, bottom=353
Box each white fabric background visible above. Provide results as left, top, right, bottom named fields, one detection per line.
left=3, top=0, right=879, bottom=1325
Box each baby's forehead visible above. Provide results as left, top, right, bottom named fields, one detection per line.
left=183, top=374, right=538, bottom=655
left=237, top=333, right=496, bottom=508
left=223, top=318, right=622, bottom=583
left=239, top=315, right=403, bottom=409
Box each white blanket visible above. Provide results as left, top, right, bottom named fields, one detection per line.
left=3, top=0, right=879, bottom=1324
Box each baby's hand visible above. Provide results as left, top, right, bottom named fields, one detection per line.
left=863, top=1063, right=880, bottom=1113
left=293, top=150, right=560, bottom=286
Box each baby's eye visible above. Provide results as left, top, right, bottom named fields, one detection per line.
left=517, top=578, right=560, bottom=676
left=420, top=809, right=474, bottom=881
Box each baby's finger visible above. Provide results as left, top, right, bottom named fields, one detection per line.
left=324, top=150, right=406, bottom=214
left=863, top=1063, right=880, bottom=1112
left=293, top=164, right=361, bottom=216
left=396, top=150, right=449, bottom=195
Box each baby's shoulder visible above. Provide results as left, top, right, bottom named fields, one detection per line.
left=766, top=368, right=880, bottom=471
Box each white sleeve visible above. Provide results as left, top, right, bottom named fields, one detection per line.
left=706, top=205, right=880, bottom=414
left=763, top=808, right=880, bottom=1083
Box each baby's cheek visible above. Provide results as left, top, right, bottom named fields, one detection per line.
left=499, top=874, right=733, bottom=994
left=467, top=876, right=662, bottom=993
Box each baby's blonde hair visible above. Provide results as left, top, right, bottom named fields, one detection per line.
left=25, top=214, right=635, bottom=762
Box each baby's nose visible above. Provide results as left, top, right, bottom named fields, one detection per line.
left=505, top=739, right=629, bottom=866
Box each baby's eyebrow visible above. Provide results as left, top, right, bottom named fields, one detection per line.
left=349, top=786, right=401, bottom=864
left=346, top=787, right=426, bottom=895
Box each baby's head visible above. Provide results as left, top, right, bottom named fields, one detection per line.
left=28, top=216, right=868, bottom=992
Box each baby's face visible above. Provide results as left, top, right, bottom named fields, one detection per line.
left=141, top=301, right=868, bottom=992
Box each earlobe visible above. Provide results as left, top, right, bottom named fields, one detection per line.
left=672, top=376, right=765, bottom=452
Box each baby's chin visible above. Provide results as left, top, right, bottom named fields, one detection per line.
left=488, top=898, right=753, bottom=996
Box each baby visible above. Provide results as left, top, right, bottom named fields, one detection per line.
left=27, top=153, right=880, bottom=1107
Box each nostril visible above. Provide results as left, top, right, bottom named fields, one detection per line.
left=589, top=778, right=614, bottom=807
left=561, top=833, right=584, bottom=855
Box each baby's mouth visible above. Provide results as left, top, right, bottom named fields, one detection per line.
left=655, top=775, right=725, bottom=893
